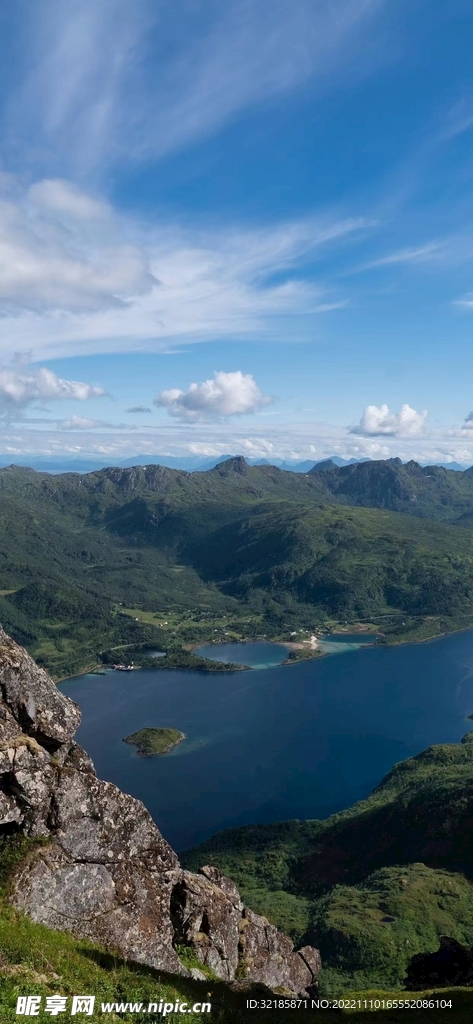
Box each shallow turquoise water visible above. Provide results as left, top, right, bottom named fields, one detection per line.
left=195, top=640, right=291, bottom=669
left=62, top=630, right=473, bottom=851
left=317, top=633, right=378, bottom=654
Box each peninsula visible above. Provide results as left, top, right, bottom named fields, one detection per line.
left=123, top=727, right=185, bottom=756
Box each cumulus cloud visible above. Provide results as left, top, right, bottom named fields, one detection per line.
left=127, top=405, right=151, bottom=413
left=0, top=363, right=105, bottom=418
left=0, top=178, right=155, bottom=315
left=352, top=403, right=427, bottom=437
left=155, top=371, right=272, bottom=422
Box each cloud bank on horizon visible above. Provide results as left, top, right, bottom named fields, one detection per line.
left=0, top=0, right=471, bottom=463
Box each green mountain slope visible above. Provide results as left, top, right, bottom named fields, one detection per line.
left=1, top=837, right=473, bottom=1021
left=1, top=459, right=473, bottom=674
left=183, top=499, right=473, bottom=617
left=309, top=458, right=473, bottom=522
left=182, top=731, right=473, bottom=992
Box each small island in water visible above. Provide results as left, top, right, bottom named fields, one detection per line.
left=123, top=727, right=185, bottom=757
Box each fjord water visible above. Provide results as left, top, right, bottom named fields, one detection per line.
left=61, top=631, right=473, bottom=851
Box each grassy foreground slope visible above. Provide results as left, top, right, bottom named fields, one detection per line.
left=3, top=901, right=473, bottom=1024
left=1, top=459, right=473, bottom=674
left=0, top=839, right=472, bottom=1023
left=183, top=731, right=473, bottom=993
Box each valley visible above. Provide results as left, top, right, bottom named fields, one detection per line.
left=1, top=457, right=473, bottom=678
left=3, top=455, right=473, bottom=1011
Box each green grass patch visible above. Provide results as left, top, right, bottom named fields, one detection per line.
left=123, top=727, right=185, bottom=757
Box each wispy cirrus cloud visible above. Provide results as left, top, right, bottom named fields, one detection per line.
left=0, top=180, right=366, bottom=359
left=2, top=0, right=387, bottom=174
left=359, top=241, right=445, bottom=270
left=438, top=98, right=473, bottom=142
left=454, top=293, right=473, bottom=309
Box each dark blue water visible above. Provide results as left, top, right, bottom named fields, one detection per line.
left=61, top=631, right=473, bottom=852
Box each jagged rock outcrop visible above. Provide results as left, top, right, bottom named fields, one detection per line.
left=0, top=628, right=321, bottom=995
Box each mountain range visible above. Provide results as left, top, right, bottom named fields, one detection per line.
left=2, top=456, right=473, bottom=1007
left=1, top=456, right=473, bottom=676
left=0, top=453, right=469, bottom=474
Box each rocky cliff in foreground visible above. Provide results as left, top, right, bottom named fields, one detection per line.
left=0, top=628, right=320, bottom=996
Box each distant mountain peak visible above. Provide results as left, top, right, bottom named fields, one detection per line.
left=212, top=455, right=248, bottom=475
left=310, top=459, right=338, bottom=473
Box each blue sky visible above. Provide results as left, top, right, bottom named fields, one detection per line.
left=1, top=0, right=473, bottom=463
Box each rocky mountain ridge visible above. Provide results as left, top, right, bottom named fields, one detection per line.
left=0, top=627, right=321, bottom=996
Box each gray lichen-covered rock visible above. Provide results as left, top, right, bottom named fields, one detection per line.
left=239, top=908, right=322, bottom=995
left=171, top=868, right=243, bottom=980
left=0, top=627, right=321, bottom=994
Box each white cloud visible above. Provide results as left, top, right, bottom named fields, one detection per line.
left=127, top=405, right=151, bottom=414
left=0, top=200, right=364, bottom=360
left=61, top=416, right=104, bottom=430
left=456, top=411, right=473, bottom=436
left=28, top=179, right=110, bottom=221
left=358, top=242, right=444, bottom=270
left=0, top=363, right=105, bottom=418
left=0, top=178, right=155, bottom=315
left=60, top=415, right=131, bottom=430
left=239, top=437, right=274, bottom=454
left=156, top=371, right=272, bottom=422
left=354, top=439, right=390, bottom=457
left=352, top=403, right=427, bottom=437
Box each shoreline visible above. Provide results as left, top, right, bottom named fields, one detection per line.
left=124, top=729, right=186, bottom=757
left=56, top=634, right=378, bottom=683
left=381, top=623, right=473, bottom=649
left=57, top=623, right=473, bottom=684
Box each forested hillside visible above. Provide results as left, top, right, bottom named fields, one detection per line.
left=183, top=730, right=473, bottom=993
left=310, top=458, right=473, bottom=522
left=1, top=457, right=473, bottom=675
